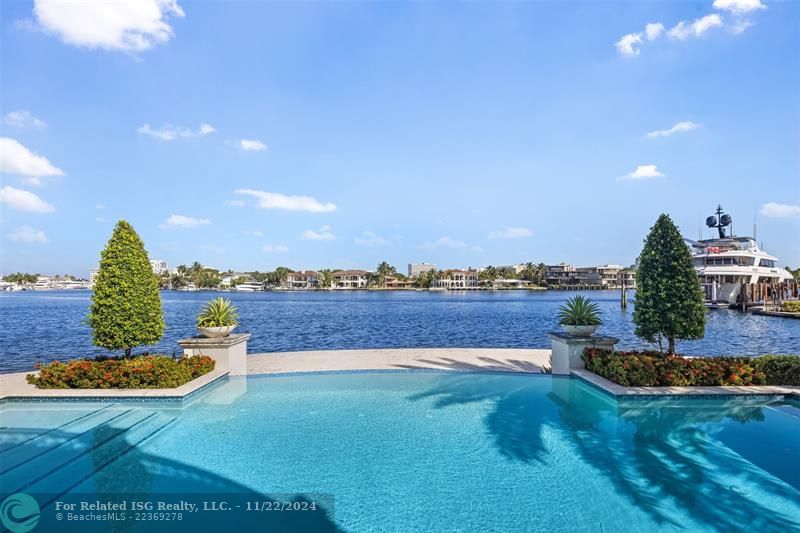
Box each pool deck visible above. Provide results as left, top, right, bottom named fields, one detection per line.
left=247, top=348, right=551, bottom=375
left=1, top=348, right=798, bottom=401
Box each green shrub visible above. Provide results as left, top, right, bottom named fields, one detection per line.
left=581, top=348, right=788, bottom=387
left=27, top=355, right=215, bottom=389
left=633, top=214, right=706, bottom=354
left=781, top=301, right=800, bottom=313
left=89, top=221, right=164, bottom=357
left=752, top=355, right=800, bottom=386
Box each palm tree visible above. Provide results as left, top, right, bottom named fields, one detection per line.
left=479, top=266, right=498, bottom=283
left=535, top=263, right=546, bottom=285
left=375, top=261, right=397, bottom=287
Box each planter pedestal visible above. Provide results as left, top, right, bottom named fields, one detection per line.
left=548, top=331, right=618, bottom=375
left=177, top=333, right=251, bottom=376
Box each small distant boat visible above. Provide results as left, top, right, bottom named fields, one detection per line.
left=235, top=282, right=264, bottom=292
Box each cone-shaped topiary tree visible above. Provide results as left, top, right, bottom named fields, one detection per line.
left=633, top=214, right=706, bottom=354
left=89, top=220, right=165, bottom=357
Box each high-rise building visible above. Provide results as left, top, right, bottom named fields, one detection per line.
left=150, top=259, right=168, bottom=274
left=408, top=262, right=436, bottom=277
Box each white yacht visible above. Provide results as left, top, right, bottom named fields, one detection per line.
left=688, top=206, right=793, bottom=305
left=234, top=281, right=264, bottom=292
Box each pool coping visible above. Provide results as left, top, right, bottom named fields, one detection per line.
left=571, top=369, right=800, bottom=400
left=1, top=348, right=798, bottom=403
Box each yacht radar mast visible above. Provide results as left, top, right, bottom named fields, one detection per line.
left=705, top=205, right=732, bottom=239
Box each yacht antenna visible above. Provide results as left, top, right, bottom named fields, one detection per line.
left=705, top=204, right=732, bottom=239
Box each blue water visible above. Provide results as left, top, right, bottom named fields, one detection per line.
left=1, top=290, right=799, bottom=372
left=1, top=372, right=798, bottom=532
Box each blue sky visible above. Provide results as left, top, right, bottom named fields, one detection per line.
left=1, top=0, right=798, bottom=276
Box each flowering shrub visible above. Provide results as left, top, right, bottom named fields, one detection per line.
left=581, top=348, right=781, bottom=387
left=782, top=301, right=800, bottom=313
left=27, top=355, right=215, bottom=389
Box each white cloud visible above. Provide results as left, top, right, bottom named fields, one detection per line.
left=95, top=203, right=106, bottom=209
left=263, top=244, right=289, bottom=253
left=137, top=123, right=215, bottom=141
left=355, top=231, right=390, bottom=246
left=615, top=32, right=642, bottom=56
left=731, top=20, right=754, bottom=34
left=4, top=110, right=47, bottom=129
left=245, top=230, right=264, bottom=237
left=488, top=227, right=533, bottom=240
left=645, top=23, right=665, bottom=41
left=160, top=214, right=210, bottom=228
left=617, top=165, right=665, bottom=182
left=235, top=189, right=337, bottom=213
left=646, top=121, right=700, bottom=138
left=759, top=202, right=800, bottom=219
left=0, top=137, right=64, bottom=181
left=300, top=227, right=336, bottom=241
left=713, top=0, right=766, bottom=15
left=0, top=186, right=55, bottom=213
left=8, top=226, right=48, bottom=243
left=470, top=246, right=485, bottom=253
left=31, top=0, right=185, bottom=52
left=224, top=199, right=246, bottom=208
left=8, top=226, right=47, bottom=243
left=421, top=236, right=467, bottom=249
left=668, top=14, right=723, bottom=40
left=238, top=139, right=267, bottom=151
left=96, top=217, right=105, bottom=223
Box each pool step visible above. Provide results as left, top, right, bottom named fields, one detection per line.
left=0, top=405, right=127, bottom=471
left=0, top=405, right=116, bottom=454
left=1, top=408, right=176, bottom=497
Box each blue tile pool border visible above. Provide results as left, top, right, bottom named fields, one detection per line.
left=0, top=371, right=230, bottom=405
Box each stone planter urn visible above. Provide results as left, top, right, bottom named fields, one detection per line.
left=198, top=326, right=237, bottom=338
left=562, top=325, right=599, bottom=337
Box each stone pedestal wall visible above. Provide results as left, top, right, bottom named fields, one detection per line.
left=548, top=331, right=618, bottom=375
left=177, top=333, right=251, bottom=376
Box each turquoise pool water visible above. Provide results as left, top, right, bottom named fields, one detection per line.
left=1, top=372, right=799, bottom=532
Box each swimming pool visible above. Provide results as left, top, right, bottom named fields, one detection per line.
left=1, top=372, right=799, bottom=532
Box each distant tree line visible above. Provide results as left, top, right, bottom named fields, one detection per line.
left=153, top=260, right=555, bottom=290
left=2, top=272, right=84, bottom=283
left=3, top=272, right=39, bottom=283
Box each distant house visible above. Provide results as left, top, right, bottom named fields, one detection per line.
left=545, top=263, right=635, bottom=289
left=333, top=270, right=370, bottom=289
left=285, top=270, right=319, bottom=289
left=434, top=269, right=479, bottom=289
left=544, top=263, right=576, bottom=287
left=89, top=268, right=100, bottom=287
left=617, top=268, right=637, bottom=289
left=220, top=272, right=251, bottom=288
left=384, top=276, right=414, bottom=289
